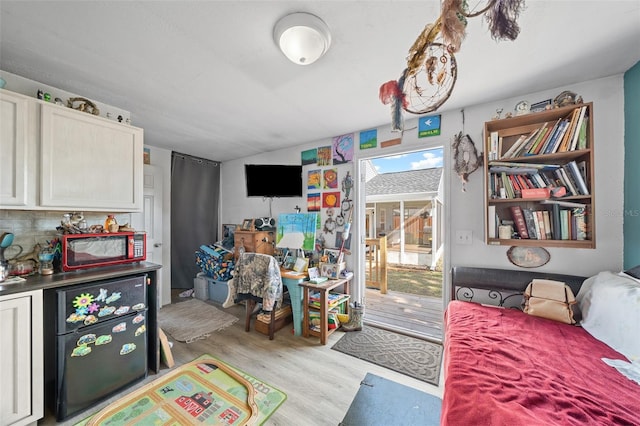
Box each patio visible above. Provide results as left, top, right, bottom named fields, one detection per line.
left=363, top=264, right=444, bottom=342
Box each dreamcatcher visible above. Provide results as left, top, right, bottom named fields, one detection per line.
left=380, top=0, right=526, bottom=130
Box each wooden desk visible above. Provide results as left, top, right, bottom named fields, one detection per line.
left=300, top=276, right=352, bottom=345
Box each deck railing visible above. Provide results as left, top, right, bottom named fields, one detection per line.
left=365, top=236, right=388, bottom=294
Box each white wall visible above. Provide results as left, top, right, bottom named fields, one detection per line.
left=143, top=145, right=172, bottom=306
left=219, top=74, right=625, bottom=301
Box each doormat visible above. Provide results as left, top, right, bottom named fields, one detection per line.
left=332, top=326, right=443, bottom=386
left=340, top=373, right=441, bottom=426
left=77, top=354, right=286, bottom=425
left=158, top=298, right=238, bottom=343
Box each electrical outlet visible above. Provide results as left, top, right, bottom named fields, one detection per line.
left=455, top=230, right=473, bottom=245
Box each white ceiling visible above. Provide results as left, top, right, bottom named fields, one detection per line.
left=1, top=1, right=639, bottom=162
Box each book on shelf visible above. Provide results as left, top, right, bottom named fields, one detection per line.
left=572, top=207, right=587, bottom=240
left=308, top=291, right=350, bottom=309
left=539, top=118, right=564, bottom=155
left=577, top=115, right=589, bottom=149
left=569, top=106, right=588, bottom=151
left=501, top=134, right=527, bottom=159
left=521, top=208, right=537, bottom=239
left=527, top=124, right=551, bottom=155
left=488, top=205, right=497, bottom=239
left=509, top=206, right=529, bottom=239
left=540, top=199, right=587, bottom=208
left=543, top=210, right=552, bottom=239
left=556, top=109, right=578, bottom=153
left=489, top=161, right=560, bottom=170
left=489, top=131, right=499, bottom=161
left=563, top=107, right=583, bottom=152
left=566, top=160, right=589, bottom=195
left=560, top=209, right=570, bottom=240
left=545, top=119, right=570, bottom=154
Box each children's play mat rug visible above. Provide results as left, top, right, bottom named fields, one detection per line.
left=80, top=354, right=286, bottom=425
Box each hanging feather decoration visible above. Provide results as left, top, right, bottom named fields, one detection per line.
left=379, top=69, right=408, bottom=132
left=440, top=0, right=467, bottom=52
left=406, top=18, right=441, bottom=76
left=485, top=0, right=525, bottom=41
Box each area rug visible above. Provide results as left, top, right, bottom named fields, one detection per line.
left=77, top=354, right=286, bottom=425
left=332, top=326, right=443, bottom=385
left=158, top=298, right=238, bottom=343
left=340, top=373, right=441, bottom=426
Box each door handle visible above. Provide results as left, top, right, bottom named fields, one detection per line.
left=154, top=243, right=163, bottom=247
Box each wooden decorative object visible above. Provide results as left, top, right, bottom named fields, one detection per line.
left=67, top=97, right=100, bottom=115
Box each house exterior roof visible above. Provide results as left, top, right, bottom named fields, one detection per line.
left=366, top=168, right=443, bottom=198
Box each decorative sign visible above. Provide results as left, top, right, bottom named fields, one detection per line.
left=418, top=114, right=441, bottom=138
left=381, top=138, right=401, bottom=148
left=359, top=129, right=377, bottom=150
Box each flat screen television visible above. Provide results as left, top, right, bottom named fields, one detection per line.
left=245, top=164, right=303, bottom=197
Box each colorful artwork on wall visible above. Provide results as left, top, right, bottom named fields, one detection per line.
left=323, top=168, right=338, bottom=189
left=418, top=114, right=441, bottom=138
left=333, top=133, right=354, bottom=164
left=322, top=192, right=340, bottom=208
left=307, top=193, right=321, bottom=212
left=301, top=148, right=317, bottom=165
left=317, top=146, right=332, bottom=166
left=308, top=169, right=321, bottom=189
left=276, top=213, right=318, bottom=251
left=359, top=129, right=377, bottom=150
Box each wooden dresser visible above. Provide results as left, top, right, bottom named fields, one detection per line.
left=234, top=229, right=275, bottom=260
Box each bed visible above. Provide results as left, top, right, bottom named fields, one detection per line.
left=443, top=266, right=640, bottom=426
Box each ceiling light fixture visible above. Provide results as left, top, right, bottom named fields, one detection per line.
left=274, top=12, right=331, bottom=66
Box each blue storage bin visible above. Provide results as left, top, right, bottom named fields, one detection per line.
left=195, top=273, right=230, bottom=304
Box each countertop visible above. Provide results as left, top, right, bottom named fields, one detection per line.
left=0, top=261, right=162, bottom=297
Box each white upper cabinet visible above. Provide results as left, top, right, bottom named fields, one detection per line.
left=40, top=103, right=144, bottom=211
left=0, top=90, right=29, bottom=206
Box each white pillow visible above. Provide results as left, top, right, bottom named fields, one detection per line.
left=580, top=271, right=640, bottom=362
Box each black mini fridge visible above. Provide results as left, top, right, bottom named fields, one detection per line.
left=54, top=274, right=148, bottom=420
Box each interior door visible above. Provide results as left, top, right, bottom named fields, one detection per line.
left=131, top=164, right=164, bottom=303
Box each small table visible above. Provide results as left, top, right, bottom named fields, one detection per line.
left=300, top=276, right=352, bottom=345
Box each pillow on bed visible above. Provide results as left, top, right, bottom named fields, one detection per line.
left=579, top=271, right=640, bottom=362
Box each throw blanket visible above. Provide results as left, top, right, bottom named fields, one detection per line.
left=233, top=253, right=282, bottom=311
left=442, top=301, right=640, bottom=425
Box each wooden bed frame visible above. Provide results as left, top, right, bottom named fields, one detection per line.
left=451, top=266, right=587, bottom=309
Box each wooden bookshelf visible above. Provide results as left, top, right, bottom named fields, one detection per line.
left=484, top=102, right=595, bottom=248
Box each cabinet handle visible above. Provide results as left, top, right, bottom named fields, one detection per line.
left=154, top=243, right=163, bottom=247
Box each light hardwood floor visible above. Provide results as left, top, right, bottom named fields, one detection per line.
left=43, top=300, right=443, bottom=425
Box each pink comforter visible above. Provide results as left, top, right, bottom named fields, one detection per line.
left=442, top=301, right=640, bottom=425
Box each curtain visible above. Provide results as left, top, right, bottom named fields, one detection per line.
left=171, top=152, right=220, bottom=289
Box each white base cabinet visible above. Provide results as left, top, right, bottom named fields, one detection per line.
left=0, top=290, right=44, bottom=426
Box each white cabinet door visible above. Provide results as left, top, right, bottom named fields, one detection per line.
left=0, top=90, right=29, bottom=207
left=0, top=290, right=44, bottom=426
left=40, top=103, right=143, bottom=211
